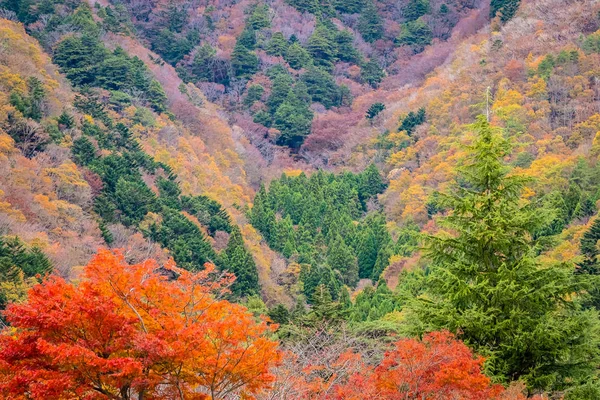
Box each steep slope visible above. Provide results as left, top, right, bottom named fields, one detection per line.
left=63, top=0, right=490, bottom=166
left=359, top=0, right=600, bottom=282
left=2, top=0, right=599, bottom=303
left=0, top=20, right=105, bottom=275
left=0, top=12, right=291, bottom=304
left=84, top=14, right=294, bottom=304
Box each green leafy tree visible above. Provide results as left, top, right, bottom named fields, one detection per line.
left=0, top=237, right=51, bottom=279
left=266, top=32, right=289, bottom=56
left=564, top=381, right=600, bottom=400
left=181, top=195, right=232, bottom=235
left=237, top=27, right=257, bottom=49
left=327, top=234, right=359, bottom=286
left=268, top=304, right=290, bottom=325
left=334, top=30, right=361, bottom=63
left=372, top=244, right=392, bottom=279
left=292, top=80, right=311, bottom=105
left=267, top=73, right=294, bottom=113
left=247, top=3, right=271, bottom=30
left=307, top=24, right=336, bottom=70
left=399, top=107, right=426, bottom=135
left=114, top=177, right=157, bottom=225
left=357, top=1, right=383, bottom=43
left=231, top=42, right=259, bottom=78
left=285, top=42, right=312, bottom=69
left=361, top=59, right=385, bottom=88
left=71, top=136, right=96, bottom=166
left=0, top=236, right=52, bottom=312
left=333, top=0, right=363, bottom=14
left=580, top=218, right=600, bottom=276
left=249, top=184, right=276, bottom=241
left=54, top=35, right=166, bottom=111
left=9, top=77, right=46, bottom=121
left=147, top=80, right=168, bottom=113
left=582, top=32, right=600, bottom=54
left=366, top=102, right=385, bottom=120
left=53, top=35, right=107, bottom=86
left=397, top=19, right=432, bottom=51
left=57, top=111, right=75, bottom=129
left=359, top=164, right=386, bottom=202
left=578, top=217, right=600, bottom=309
left=273, top=91, right=314, bottom=149
left=301, top=66, right=342, bottom=108
left=537, top=54, right=555, bottom=80
left=244, top=84, right=265, bottom=107
left=306, top=284, right=344, bottom=322
left=95, top=48, right=139, bottom=90
left=272, top=215, right=295, bottom=252
left=151, top=29, right=194, bottom=65
left=70, top=4, right=100, bottom=34
left=156, top=176, right=181, bottom=209
left=408, top=116, right=600, bottom=390
left=100, top=4, right=131, bottom=34
left=253, top=110, right=272, bottom=127
left=148, top=208, right=217, bottom=271
left=490, top=0, right=521, bottom=22
left=160, top=1, right=187, bottom=32
left=222, top=228, right=260, bottom=297
left=356, top=228, right=379, bottom=279
left=190, top=44, right=217, bottom=82
left=404, top=0, right=430, bottom=21
left=286, top=0, right=320, bottom=14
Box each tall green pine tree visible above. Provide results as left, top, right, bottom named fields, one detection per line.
left=409, top=116, right=600, bottom=390
left=357, top=1, right=384, bottom=43
left=222, top=227, right=260, bottom=297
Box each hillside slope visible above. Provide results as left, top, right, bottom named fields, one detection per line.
left=370, top=0, right=600, bottom=281
left=2, top=0, right=600, bottom=309
left=0, top=20, right=105, bottom=275
left=0, top=14, right=291, bottom=304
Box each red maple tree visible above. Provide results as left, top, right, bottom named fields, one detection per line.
left=0, top=250, right=281, bottom=399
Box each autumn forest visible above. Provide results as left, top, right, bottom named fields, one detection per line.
left=0, top=0, right=600, bottom=398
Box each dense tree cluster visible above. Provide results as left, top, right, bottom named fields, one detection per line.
left=258, top=117, right=600, bottom=397
left=0, top=236, right=51, bottom=313
left=250, top=166, right=400, bottom=301
left=70, top=96, right=259, bottom=296
left=250, top=65, right=353, bottom=148
left=0, top=0, right=259, bottom=298
left=61, top=9, right=166, bottom=111
left=491, top=0, right=521, bottom=21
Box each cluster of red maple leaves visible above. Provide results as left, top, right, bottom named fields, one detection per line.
left=0, top=251, right=537, bottom=399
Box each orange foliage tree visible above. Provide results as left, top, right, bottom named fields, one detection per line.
left=0, top=250, right=281, bottom=399
left=276, top=331, right=509, bottom=400
left=370, top=331, right=503, bottom=399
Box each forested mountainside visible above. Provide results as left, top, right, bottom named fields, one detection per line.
left=2, top=0, right=600, bottom=397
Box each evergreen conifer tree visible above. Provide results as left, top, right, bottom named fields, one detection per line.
left=231, top=42, right=259, bottom=78
left=409, top=116, right=600, bottom=390
left=357, top=1, right=384, bottom=43
left=578, top=217, right=600, bottom=309
left=266, top=32, right=289, bottom=56
left=273, top=91, right=313, bottom=149
left=327, top=234, right=359, bottom=286
left=222, top=228, right=260, bottom=297
left=307, top=25, right=336, bottom=69
left=285, top=42, right=312, bottom=69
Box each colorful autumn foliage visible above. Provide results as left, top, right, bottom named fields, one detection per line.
left=372, top=332, right=502, bottom=399
left=2, top=0, right=600, bottom=397
left=0, top=250, right=281, bottom=399
left=265, top=331, right=517, bottom=400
